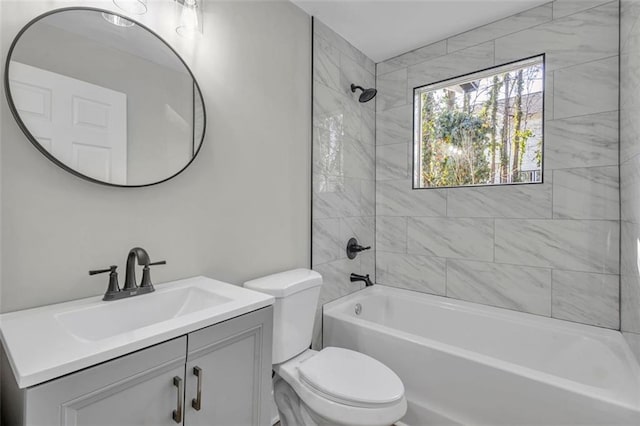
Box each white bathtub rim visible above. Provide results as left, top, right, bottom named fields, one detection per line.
left=323, top=286, right=640, bottom=411
left=324, top=285, right=636, bottom=358
left=325, top=285, right=626, bottom=339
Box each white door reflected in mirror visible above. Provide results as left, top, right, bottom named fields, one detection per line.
left=10, top=62, right=128, bottom=184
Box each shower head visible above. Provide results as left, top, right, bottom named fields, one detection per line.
left=350, top=84, right=377, bottom=103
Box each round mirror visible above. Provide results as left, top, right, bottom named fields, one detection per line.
left=4, top=7, right=206, bottom=187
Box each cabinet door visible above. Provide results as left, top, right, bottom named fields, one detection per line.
left=185, top=306, right=273, bottom=426
left=25, top=337, right=187, bottom=426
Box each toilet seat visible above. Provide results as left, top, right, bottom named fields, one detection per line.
left=298, top=347, right=404, bottom=408
left=274, top=348, right=407, bottom=426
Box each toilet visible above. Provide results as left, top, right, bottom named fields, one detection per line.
left=244, top=269, right=407, bottom=426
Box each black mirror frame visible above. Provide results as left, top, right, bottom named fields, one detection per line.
left=4, top=6, right=207, bottom=188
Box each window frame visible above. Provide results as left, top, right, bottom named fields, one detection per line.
left=411, top=53, right=546, bottom=190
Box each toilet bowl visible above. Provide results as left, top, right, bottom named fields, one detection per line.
left=274, top=348, right=407, bottom=426
left=244, top=269, right=407, bottom=426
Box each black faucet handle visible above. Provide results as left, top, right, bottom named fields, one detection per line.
left=140, top=260, right=166, bottom=288
left=90, top=266, right=121, bottom=299
left=89, top=265, right=117, bottom=275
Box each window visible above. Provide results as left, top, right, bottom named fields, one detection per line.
left=413, top=55, right=544, bottom=189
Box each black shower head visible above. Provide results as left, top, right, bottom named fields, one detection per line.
left=351, top=84, right=377, bottom=103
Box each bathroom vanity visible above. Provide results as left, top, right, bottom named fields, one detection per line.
left=0, top=277, right=274, bottom=425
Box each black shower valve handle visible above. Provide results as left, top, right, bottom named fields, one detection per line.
left=346, top=237, right=371, bottom=259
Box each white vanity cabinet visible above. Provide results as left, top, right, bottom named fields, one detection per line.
left=1, top=306, right=273, bottom=426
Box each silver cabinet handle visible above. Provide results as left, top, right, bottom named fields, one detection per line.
left=172, top=376, right=183, bottom=423
left=192, top=366, right=203, bottom=411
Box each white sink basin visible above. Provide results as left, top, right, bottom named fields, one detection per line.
left=0, top=276, right=274, bottom=388
left=55, top=286, right=232, bottom=341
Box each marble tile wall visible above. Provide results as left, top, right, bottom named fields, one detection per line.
left=375, top=0, right=620, bottom=329
left=312, top=19, right=376, bottom=347
left=621, top=0, right=640, bottom=362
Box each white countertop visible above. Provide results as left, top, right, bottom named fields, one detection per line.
left=0, top=276, right=274, bottom=388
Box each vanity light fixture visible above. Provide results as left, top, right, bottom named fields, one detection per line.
left=105, top=0, right=146, bottom=26
left=112, top=0, right=148, bottom=15
left=101, top=12, right=135, bottom=27
left=175, top=0, right=202, bottom=37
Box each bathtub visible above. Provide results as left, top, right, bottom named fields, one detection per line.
left=323, top=285, right=640, bottom=425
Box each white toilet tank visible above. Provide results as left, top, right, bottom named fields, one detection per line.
left=244, top=269, right=322, bottom=364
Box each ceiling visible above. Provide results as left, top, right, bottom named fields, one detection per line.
left=292, top=0, right=549, bottom=63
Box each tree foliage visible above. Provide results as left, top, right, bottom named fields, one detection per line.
left=418, top=62, right=543, bottom=187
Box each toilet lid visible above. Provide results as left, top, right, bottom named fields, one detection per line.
left=298, top=347, right=404, bottom=407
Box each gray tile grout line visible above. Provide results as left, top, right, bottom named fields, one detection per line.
left=618, top=3, right=623, bottom=332
left=550, top=269, right=554, bottom=318
left=493, top=218, right=496, bottom=263
left=551, top=169, right=554, bottom=218
left=444, top=257, right=449, bottom=297
left=370, top=214, right=618, bottom=222
left=361, top=250, right=618, bottom=276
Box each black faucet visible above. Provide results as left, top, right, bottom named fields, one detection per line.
left=90, top=247, right=166, bottom=301
left=124, top=247, right=151, bottom=290
left=125, top=247, right=167, bottom=292
left=350, top=273, right=373, bottom=287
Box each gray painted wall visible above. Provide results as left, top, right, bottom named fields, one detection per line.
left=621, top=0, right=640, bottom=361
left=0, top=0, right=311, bottom=312
left=311, top=19, right=376, bottom=347
left=375, top=0, right=620, bottom=328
